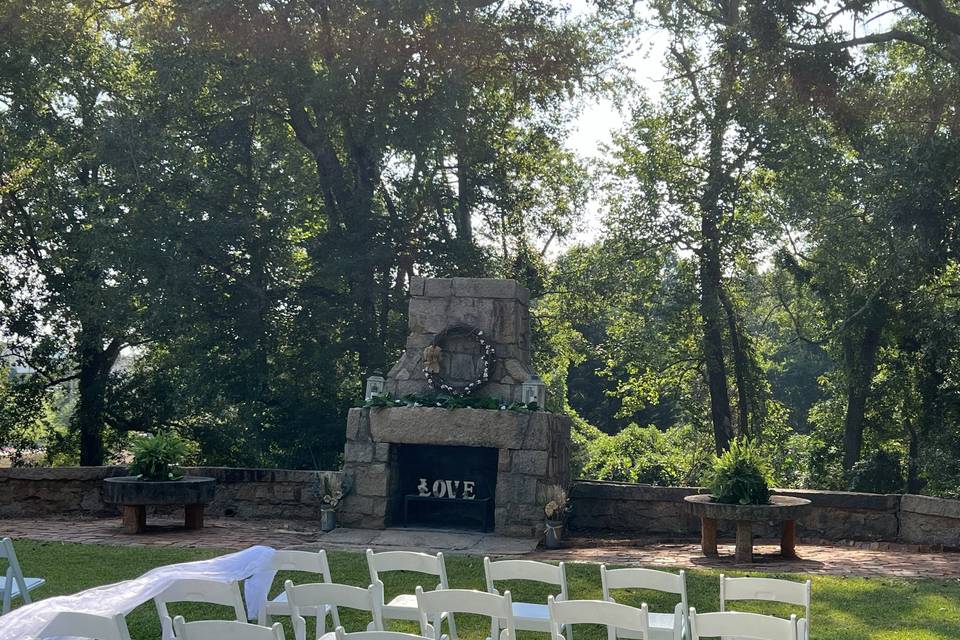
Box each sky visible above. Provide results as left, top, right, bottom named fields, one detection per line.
left=560, top=0, right=669, bottom=247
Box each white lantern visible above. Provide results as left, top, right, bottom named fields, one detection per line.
left=365, top=371, right=386, bottom=401
left=521, top=375, right=547, bottom=409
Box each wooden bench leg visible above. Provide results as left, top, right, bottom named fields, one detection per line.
left=701, top=516, right=718, bottom=556
left=185, top=504, right=205, bottom=530
left=122, top=505, right=146, bottom=534
left=781, top=519, right=798, bottom=558
left=735, top=520, right=753, bottom=563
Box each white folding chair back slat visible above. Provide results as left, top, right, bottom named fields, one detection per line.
left=548, top=597, right=650, bottom=640
left=600, top=566, right=688, bottom=640
left=416, top=586, right=516, bottom=640
left=37, top=611, right=132, bottom=640
left=689, top=610, right=798, bottom=640
left=367, top=550, right=446, bottom=577
left=483, top=558, right=569, bottom=636
left=260, top=550, right=339, bottom=627
left=284, top=581, right=384, bottom=640
left=367, top=549, right=456, bottom=639
left=1, top=537, right=45, bottom=614
left=173, top=615, right=285, bottom=640
left=720, top=576, right=811, bottom=639
left=334, top=627, right=433, bottom=640
left=154, top=578, right=247, bottom=640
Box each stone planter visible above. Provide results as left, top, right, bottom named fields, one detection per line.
left=544, top=519, right=564, bottom=549
left=684, top=494, right=811, bottom=562
left=321, top=507, right=337, bottom=532
left=103, top=476, right=216, bottom=534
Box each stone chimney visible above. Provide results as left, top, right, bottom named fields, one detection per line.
left=385, top=277, right=535, bottom=403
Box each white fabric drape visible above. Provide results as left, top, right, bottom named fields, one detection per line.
left=0, top=545, right=277, bottom=640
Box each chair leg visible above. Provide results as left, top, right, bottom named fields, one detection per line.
left=446, top=612, right=459, bottom=640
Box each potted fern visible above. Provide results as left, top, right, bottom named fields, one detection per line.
left=705, top=438, right=772, bottom=505
left=103, top=431, right=215, bottom=533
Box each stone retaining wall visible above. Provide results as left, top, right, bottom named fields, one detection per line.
left=0, top=466, right=340, bottom=521
left=569, top=481, right=957, bottom=547
left=3, top=466, right=960, bottom=546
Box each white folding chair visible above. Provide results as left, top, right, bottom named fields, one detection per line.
left=416, top=586, right=516, bottom=640
left=484, top=558, right=570, bottom=638
left=601, top=566, right=688, bottom=640
left=689, top=610, right=798, bottom=640
left=284, top=581, right=385, bottom=640
left=1, top=537, right=45, bottom=614
left=720, top=576, right=811, bottom=640
left=154, top=578, right=247, bottom=640
left=173, top=615, right=285, bottom=640
left=548, top=596, right=650, bottom=640
left=367, top=549, right=458, bottom=640
left=37, top=611, right=132, bottom=640
left=334, top=627, right=434, bottom=640
left=260, top=549, right=340, bottom=628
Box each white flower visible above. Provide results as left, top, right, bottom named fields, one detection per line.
left=436, top=402, right=442, bottom=406
left=414, top=402, right=421, bottom=407
left=500, top=405, right=506, bottom=410
left=477, top=331, right=483, bottom=335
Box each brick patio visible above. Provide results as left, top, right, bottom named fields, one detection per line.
left=5, top=517, right=960, bottom=579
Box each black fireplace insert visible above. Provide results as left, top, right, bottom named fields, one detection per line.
left=391, top=443, right=498, bottom=531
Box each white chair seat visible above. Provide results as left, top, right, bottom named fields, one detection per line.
left=383, top=593, right=423, bottom=621
left=7, top=576, right=45, bottom=597
left=511, top=602, right=552, bottom=631
left=615, top=613, right=677, bottom=639
left=264, top=591, right=333, bottom=616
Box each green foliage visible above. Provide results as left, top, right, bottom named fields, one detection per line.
left=129, top=432, right=196, bottom=481
left=364, top=393, right=539, bottom=413
left=847, top=450, right=906, bottom=494
left=705, top=439, right=773, bottom=505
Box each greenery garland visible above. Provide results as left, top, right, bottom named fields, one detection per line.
left=422, top=324, right=495, bottom=396
left=365, top=392, right=540, bottom=413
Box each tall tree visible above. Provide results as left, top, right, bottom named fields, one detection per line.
left=0, top=1, right=153, bottom=464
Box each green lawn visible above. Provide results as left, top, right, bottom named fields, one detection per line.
left=6, top=540, right=960, bottom=639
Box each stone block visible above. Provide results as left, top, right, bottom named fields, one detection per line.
left=369, top=407, right=533, bottom=449
left=346, top=408, right=365, bottom=441
left=424, top=278, right=453, bottom=297
left=374, top=443, right=391, bottom=463
left=498, top=450, right=512, bottom=472
left=900, top=494, right=960, bottom=519
left=451, top=277, right=528, bottom=302
left=496, top=475, right=537, bottom=504
left=353, top=464, right=389, bottom=497
left=512, top=450, right=548, bottom=476
left=409, top=276, right=425, bottom=297
left=345, top=441, right=374, bottom=463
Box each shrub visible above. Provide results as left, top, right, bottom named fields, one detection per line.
left=706, top=438, right=772, bottom=505
left=129, top=431, right=195, bottom=481
left=847, top=449, right=905, bottom=494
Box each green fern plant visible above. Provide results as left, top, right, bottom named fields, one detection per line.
left=706, top=438, right=772, bottom=505
left=129, top=432, right=195, bottom=481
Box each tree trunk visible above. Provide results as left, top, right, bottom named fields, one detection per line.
left=76, top=330, right=121, bottom=466
left=720, top=286, right=751, bottom=439
left=700, top=232, right=735, bottom=455
left=841, top=309, right=886, bottom=470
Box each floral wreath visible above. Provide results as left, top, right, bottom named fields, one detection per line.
left=422, top=323, right=495, bottom=396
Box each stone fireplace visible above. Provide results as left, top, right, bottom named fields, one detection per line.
left=339, top=277, right=571, bottom=537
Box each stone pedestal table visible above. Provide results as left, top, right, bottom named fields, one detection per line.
left=684, top=494, right=811, bottom=562
left=103, top=476, right=216, bottom=534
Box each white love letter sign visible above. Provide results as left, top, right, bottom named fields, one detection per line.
left=416, top=477, right=477, bottom=500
